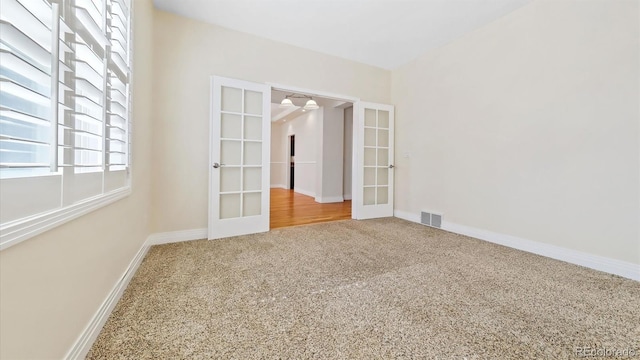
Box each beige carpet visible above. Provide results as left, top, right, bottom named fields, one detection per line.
left=88, top=218, right=640, bottom=359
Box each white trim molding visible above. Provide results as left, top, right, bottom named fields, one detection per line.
left=294, top=188, right=315, bottom=198
left=0, top=188, right=131, bottom=251
left=65, top=241, right=149, bottom=360
left=270, top=184, right=287, bottom=189
left=267, top=83, right=360, bottom=103
left=146, top=228, right=208, bottom=245
left=394, top=209, right=640, bottom=281
left=315, top=196, right=345, bottom=203
left=65, top=227, right=209, bottom=359
left=441, top=221, right=640, bottom=281
left=394, top=209, right=420, bottom=223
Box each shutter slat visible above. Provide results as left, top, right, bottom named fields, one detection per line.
left=76, top=0, right=103, bottom=30
left=0, top=135, right=50, bottom=146
left=0, top=163, right=50, bottom=168
left=107, top=58, right=127, bottom=83
left=72, top=128, right=103, bottom=137
left=74, top=7, right=108, bottom=49
left=0, top=22, right=51, bottom=72
left=0, top=0, right=52, bottom=48
left=0, top=107, right=50, bottom=125
left=70, top=111, right=102, bottom=123
left=0, top=50, right=51, bottom=94
left=0, top=78, right=51, bottom=106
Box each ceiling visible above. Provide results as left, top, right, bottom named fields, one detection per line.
left=154, top=0, right=531, bottom=70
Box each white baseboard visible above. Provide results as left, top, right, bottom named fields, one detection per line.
left=394, top=209, right=421, bottom=223
left=343, top=194, right=352, bottom=200
left=64, top=213, right=639, bottom=359
left=65, top=242, right=150, bottom=360
left=65, top=227, right=210, bottom=359
left=315, top=196, right=344, bottom=203
left=441, top=221, right=640, bottom=281
left=270, top=184, right=287, bottom=189
left=146, top=228, right=208, bottom=245
left=394, top=209, right=639, bottom=281
left=294, top=188, right=315, bottom=198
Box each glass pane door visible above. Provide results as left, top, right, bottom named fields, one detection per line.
left=209, top=77, right=270, bottom=239
left=354, top=102, right=394, bottom=219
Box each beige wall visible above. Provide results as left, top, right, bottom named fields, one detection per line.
left=0, top=0, right=155, bottom=358
left=151, top=10, right=391, bottom=232
left=317, top=107, right=345, bottom=202
left=392, top=0, right=640, bottom=264
left=343, top=107, right=354, bottom=200
left=277, top=109, right=321, bottom=197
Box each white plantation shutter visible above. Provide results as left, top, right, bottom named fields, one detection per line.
left=0, top=0, right=133, bottom=249
left=70, top=38, right=105, bottom=173
left=106, top=73, right=128, bottom=170
left=68, top=0, right=106, bottom=177
left=0, top=0, right=54, bottom=178
left=106, top=0, right=130, bottom=173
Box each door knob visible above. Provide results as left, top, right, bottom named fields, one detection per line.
left=213, top=162, right=224, bottom=169
left=389, top=164, right=394, bottom=169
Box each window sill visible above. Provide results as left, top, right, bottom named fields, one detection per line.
left=0, top=187, right=131, bottom=251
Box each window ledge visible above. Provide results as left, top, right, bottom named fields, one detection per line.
left=0, top=187, right=131, bottom=251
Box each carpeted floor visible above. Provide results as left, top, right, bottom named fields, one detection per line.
left=87, top=218, right=640, bottom=359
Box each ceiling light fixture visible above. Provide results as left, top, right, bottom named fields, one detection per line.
left=303, top=99, right=319, bottom=110
left=279, top=94, right=319, bottom=110
left=279, top=97, right=294, bottom=108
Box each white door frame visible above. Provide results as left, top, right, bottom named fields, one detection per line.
left=268, top=83, right=361, bottom=219
left=268, top=83, right=361, bottom=103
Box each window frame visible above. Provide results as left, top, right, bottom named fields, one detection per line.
left=0, top=0, right=134, bottom=251
left=0, top=186, right=130, bottom=250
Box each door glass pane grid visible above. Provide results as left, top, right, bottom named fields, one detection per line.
left=364, top=108, right=376, bottom=127
left=219, top=86, right=243, bottom=218
left=244, top=115, right=262, bottom=141
left=363, top=108, right=391, bottom=206
left=378, top=110, right=390, bottom=129
left=221, top=86, right=242, bottom=113
left=219, top=86, right=262, bottom=218
left=241, top=91, right=262, bottom=217
left=244, top=90, right=262, bottom=116
left=375, top=109, right=390, bottom=204
left=236, top=93, right=245, bottom=217
left=363, top=108, right=378, bottom=206
left=220, top=193, right=240, bottom=219
left=243, top=166, right=261, bottom=191
left=220, top=113, right=241, bottom=139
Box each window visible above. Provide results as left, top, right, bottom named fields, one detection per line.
left=0, top=0, right=132, bottom=249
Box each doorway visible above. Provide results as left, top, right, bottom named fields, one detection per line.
left=208, top=76, right=395, bottom=239
left=289, top=135, right=295, bottom=189
left=269, top=88, right=354, bottom=228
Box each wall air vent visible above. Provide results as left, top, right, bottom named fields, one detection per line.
left=420, top=211, right=443, bottom=228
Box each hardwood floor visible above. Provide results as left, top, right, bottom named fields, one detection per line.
left=270, top=188, right=352, bottom=229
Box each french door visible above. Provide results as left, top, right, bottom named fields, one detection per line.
left=353, top=102, right=395, bottom=219
left=209, top=77, right=270, bottom=239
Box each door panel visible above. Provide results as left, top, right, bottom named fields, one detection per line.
left=209, top=77, right=270, bottom=239
left=353, top=102, right=394, bottom=219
